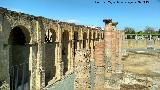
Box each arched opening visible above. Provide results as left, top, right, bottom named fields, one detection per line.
left=83, top=32, right=87, bottom=49
left=74, top=31, right=78, bottom=56
left=8, top=26, right=30, bottom=90
left=44, top=29, right=56, bottom=86
left=62, top=30, right=69, bottom=75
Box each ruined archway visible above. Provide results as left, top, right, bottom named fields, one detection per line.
left=44, top=29, right=56, bottom=86
left=83, top=32, right=87, bottom=49
left=8, top=26, right=30, bottom=90
left=62, top=30, right=69, bottom=75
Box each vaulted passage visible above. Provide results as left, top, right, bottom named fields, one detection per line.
left=8, top=26, right=30, bottom=90
left=44, top=29, right=56, bottom=86
left=62, top=31, right=69, bottom=75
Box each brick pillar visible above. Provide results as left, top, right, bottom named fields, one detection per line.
left=116, top=31, right=119, bottom=63
left=117, top=31, right=123, bottom=73
left=68, top=40, right=71, bottom=72
left=86, top=29, right=90, bottom=49
left=77, top=31, right=80, bottom=50
left=103, top=19, right=113, bottom=77
left=35, top=21, right=45, bottom=90
left=74, top=50, right=91, bottom=90
left=91, top=31, right=94, bottom=59
left=69, top=28, right=74, bottom=72
left=55, top=24, right=63, bottom=80
left=111, top=31, right=117, bottom=73
left=94, top=41, right=105, bottom=90
left=70, top=40, right=74, bottom=72
left=80, top=28, right=83, bottom=49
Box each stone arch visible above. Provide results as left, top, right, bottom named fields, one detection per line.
left=83, top=32, right=87, bottom=49
left=62, top=30, right=69, bottom=75
left=44, top=28, right=57, bottom=86
left=8, top=25, right=30, bottom=45
left=8, top=25, right=30, bottom=90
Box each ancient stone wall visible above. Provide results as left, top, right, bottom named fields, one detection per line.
left=0, top=7, right=104, bottom=90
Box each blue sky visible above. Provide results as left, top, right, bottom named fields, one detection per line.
left=0, top=0, right=160, bottom=31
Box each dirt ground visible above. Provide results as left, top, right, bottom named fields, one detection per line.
left=121, top=51, right=160, bottom=90
left=122, top=52, right=160, bottom=77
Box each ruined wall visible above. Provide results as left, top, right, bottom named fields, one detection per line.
left=0, top=7, right=104, bottom=90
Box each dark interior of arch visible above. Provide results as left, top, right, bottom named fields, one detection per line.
left=44, top=29, right=56, bottom=86
left=62, top=30, right=69, bottom=75
left=9, top=27, right=26, bottom=45
left=9, top=26, right=30, bottom=90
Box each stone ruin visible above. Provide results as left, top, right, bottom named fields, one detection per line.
left=0, top=7, right=125, bottom=90
left=0, top=7, right=104, bottom=90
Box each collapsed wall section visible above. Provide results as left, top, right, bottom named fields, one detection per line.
left=74, top=49, right=91, bottom=90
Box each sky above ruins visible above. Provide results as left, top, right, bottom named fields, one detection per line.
left=0, top=0, right=160, bottom=31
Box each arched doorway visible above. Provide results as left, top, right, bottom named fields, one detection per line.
left=8, top=26, right=30, bottom=90
left=62, top=30, right=69, bottom=75
left=44, top=29, right=56, bottom=86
